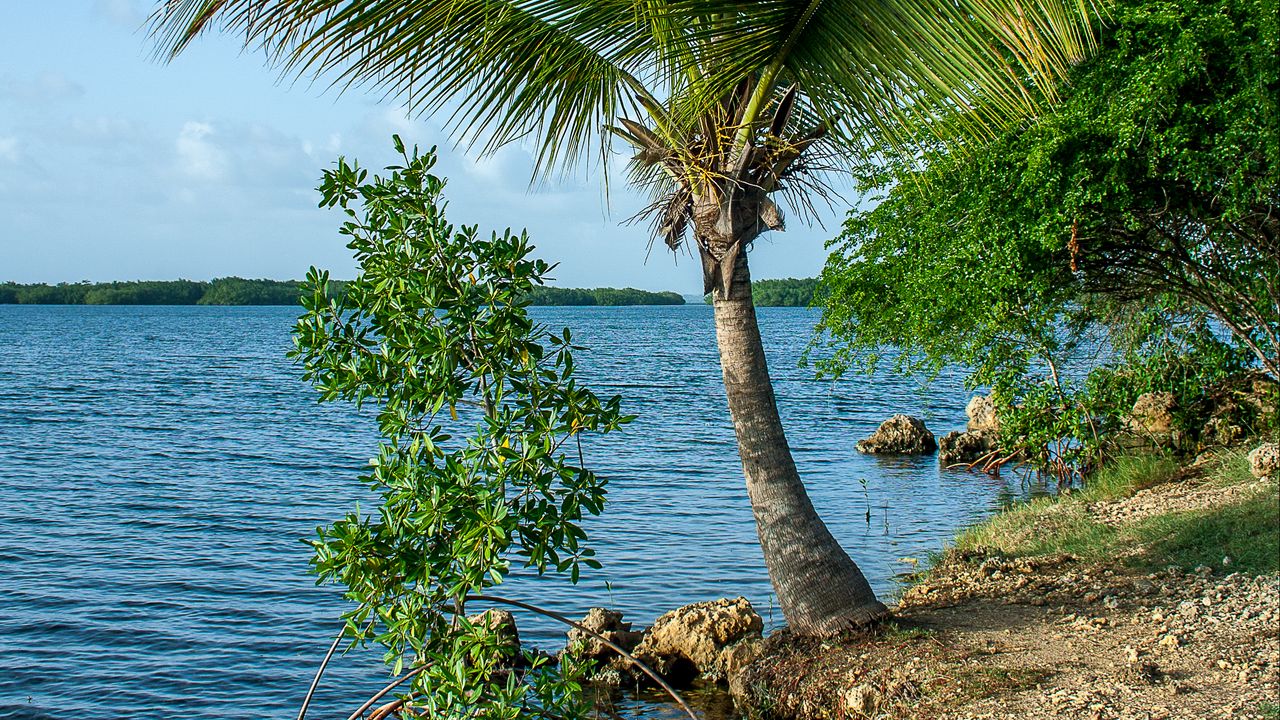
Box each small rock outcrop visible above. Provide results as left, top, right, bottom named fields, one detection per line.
left=632, top=597, right=764, bottom=683
left=1248, top=442, right=1279, bottom=479
left=563, top=607, right=644, bottom=664
left=1199, top=415, right=1245, bottom=449
left=1125, top=392, right=1181, bottom=447
left=966, top=395, right=1000, bottom=434
left=938, top=429, right=997, bottom=466
left=856, top=414, right=937, bottom=454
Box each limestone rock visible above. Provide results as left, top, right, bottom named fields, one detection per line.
left=562, top=607, right=644, bottom=664
left=1248, top=442, right=1279, bottom=479
left=856, top=414, right=937, bottom=454
left=632, top=597, right=764, bottom=684
left=938, top=429, right=997, bottom=466
left=1130, top=392, right=1177, bottom=434
left=966, top=395, right=1000, bottom=434
left=1199, top=416, right=1244, bottom=449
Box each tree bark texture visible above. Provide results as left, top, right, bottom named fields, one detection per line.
left=711, top=249, right=888, bottom=635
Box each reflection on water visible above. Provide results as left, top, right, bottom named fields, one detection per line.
left=0, top=305, right=1040, bottom=719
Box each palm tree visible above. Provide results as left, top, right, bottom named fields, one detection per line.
left=153, top=0, right=1097, bottom=636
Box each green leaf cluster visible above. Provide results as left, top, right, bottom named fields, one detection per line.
left=701, top=277, right=818, bottom=307
left=815, top=0, right=1278, bottom=475
left=291, top=137, right=633, bottom=716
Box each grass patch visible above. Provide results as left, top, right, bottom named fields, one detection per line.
left=950, top=450, right=1278, bottom=575
left=951, top=666, right=1052, bottom=699
left=1130, top=484, right=1280, bottom=574
left=953, top=500, right=1116, bottom=558
left=879, top=621, right=937, bottom=642
left=1259, top=701, right=1280, bottom=720
left=1070, top=453, right=1180, bottom=502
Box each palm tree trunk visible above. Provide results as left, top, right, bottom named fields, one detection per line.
left=712, top=250, right=888, bottom=635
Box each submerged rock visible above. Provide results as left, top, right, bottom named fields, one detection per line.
left=938, top=429, right=997, bottom=466
left=857, top=414, right=937, bottom=454
left=632, top=597, right=764, bottom=684
left=1248, top=442, right=1278, bottom=479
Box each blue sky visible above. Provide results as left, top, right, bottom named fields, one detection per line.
left=0, top=1, right=849, bottom=292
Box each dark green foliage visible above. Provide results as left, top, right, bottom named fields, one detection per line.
left=816, top=0, right=1279, bottom=475
left=0, top=278, right=307, bottom=305
left=0, top=282, right=93, bottom=304
left=818, top=0, right=1277, bottom=379
left=751, top=278, right=818, bottom=307
left=524, top=286, right=684, bottom=306
left=198, top=277, right=312, bottom=305
left=83, top=280, right=206, bottom=305
left=0, top=279, right=679, bottom=306
left=702, top=277, right=818, bottom=307
left=291, top=138, right=632, bottom=717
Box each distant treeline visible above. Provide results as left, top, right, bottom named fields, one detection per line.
left=0, top=278, right=686, bottom=307
left=0, top=278, right=323, bottom=306
left=524, top=286, right=684, bottom=306
left=704, top=277, right=818, bottom=307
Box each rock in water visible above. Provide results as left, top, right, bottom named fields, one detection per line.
left=1248, top=442, right=1279, bottom=479
left=632, top=597, right=764, bottom=684
left=562, top=607, right=644, bottom=664
left=966, top=395, right=1000, bottom=433
left=857, top=414, right=937, bottom=454
left=467, top=608, right=521, bottom=665
left=938, top=429, right=997, bottom=466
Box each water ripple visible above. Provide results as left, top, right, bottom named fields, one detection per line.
left=0, top=305, right=1033, bottom=719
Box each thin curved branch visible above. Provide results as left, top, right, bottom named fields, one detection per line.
left=346, top=664, right=430, bottom=720
left=465, top=594, right=698, bottom=720
left=298, top=625, right=346, bottom=720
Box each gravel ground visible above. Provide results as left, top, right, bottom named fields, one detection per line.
left=731, top=478, right=1280, bottom=720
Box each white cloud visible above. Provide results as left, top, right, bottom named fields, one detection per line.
left=175, top=121, right=229, bottom=181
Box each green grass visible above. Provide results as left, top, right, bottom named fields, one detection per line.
left=951, top=666, right=1052, bottom=699
left=950, top=450, right=1278, bottom=576
left=1259, top=701, right=1280, bottom=720
left=1130, top=486, right=1279, bottom=574
left=1070, top=453, right=1180, bottom=502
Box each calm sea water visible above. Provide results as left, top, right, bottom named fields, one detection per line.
left=0, top=305, right=1026, bottom=720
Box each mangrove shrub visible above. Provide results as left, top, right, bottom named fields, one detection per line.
left=291, top=138, right=632, bottom=717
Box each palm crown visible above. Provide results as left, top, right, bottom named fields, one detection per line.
left=154, top=0, right=1097, bottom=288
left=152, top=0, right=1103, bottom=640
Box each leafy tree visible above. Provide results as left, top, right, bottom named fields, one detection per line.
left=199, top=277, right=306, bottom=304
left=819, top=0, right=1278, bottom=382
left=816, top=0, right=1278, bottom=475
left=154, top=0, right=1098, bottom=634
left=292, top=141, right=633, bottom=717
left=523, top=286, right=684, bottom=306
left=83, top=280, right=207, bottom=304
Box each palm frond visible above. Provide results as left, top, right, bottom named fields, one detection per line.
left=151, top=0, right=676, bottom=179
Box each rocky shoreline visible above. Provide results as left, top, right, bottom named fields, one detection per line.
left=459, top=441, right=1278, bottom=720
